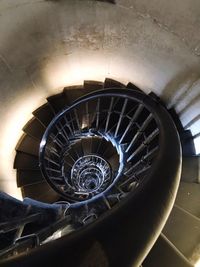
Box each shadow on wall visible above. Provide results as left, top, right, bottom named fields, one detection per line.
left=179, top=93, right=200, bottom=116
left=161, top=65, right=200, bottom=135
left=161, top=65, right=200, bottom=107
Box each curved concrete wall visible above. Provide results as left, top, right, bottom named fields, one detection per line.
left=0, top=0, right=199, bottom=198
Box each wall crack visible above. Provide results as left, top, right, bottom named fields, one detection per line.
left=117, top=3, right=200, bottom=58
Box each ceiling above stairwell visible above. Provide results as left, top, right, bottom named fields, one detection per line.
left=0, top=0, right=199, bottom=196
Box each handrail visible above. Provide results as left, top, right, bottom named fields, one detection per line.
left=1, top=88, right=181, bottom=267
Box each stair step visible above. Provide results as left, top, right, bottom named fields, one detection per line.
left=175, top=182, right=200, bottom=218
left=74, top=99, right=98, bottom=130
left=180, top=130, right=196, bottom=156
left=21, top=181, right=60, bottom=203
left=95, top=138, right=108, bottom=156
left=63, top=85, right=84, bottom=104
left=143, top=234, right=193, bottom=267
left=81, top=138, right=92, bottom=155
left=33, top=103, right=55, bottom=127
left=84, top=80, right=103, bottom=91
left=67, top=148, right=79, bottom=162
left=14, top=152, right=39, bottom=170
left=168, top=108, right=184, bottom=133
left=71, top=141, right=84, bottom=158
left=107, top=153, right=119, bottom=171
left=63, top=155, right=75, bottom=167
left=148, top=92, right=165, bottom=105
left=47, top=92, right=69, bottom=113
left=15, top=134, right=40, bottom=157
left=104, top=78, right=125, bottom=88
left=63, top=86, right=98, bottom=104
left=23, top=117, right=46, bottom=141
left=91, top=137, right=101, bottom=154
left=163, top=205, right=200, bottom=259
left=102, top=144, right=116, bottom=159
left=126, top=82, right=144, bottom=93
left=17, top=170, right=44, bottom=187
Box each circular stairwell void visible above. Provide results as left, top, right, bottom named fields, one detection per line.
left=0, top=79, right=181, bottom=266
left=37, top=86, right=161, bottom=226
left=15, top=80, right=160, bottom=217
left=70, top=154, right=112, bottom=195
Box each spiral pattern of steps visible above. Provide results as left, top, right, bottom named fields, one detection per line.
left=14, top=79, right=160, bottom=224
left=1, top=78, right=183, bottom=267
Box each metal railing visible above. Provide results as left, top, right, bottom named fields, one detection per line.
left=1, top=88, right=181, bottom=266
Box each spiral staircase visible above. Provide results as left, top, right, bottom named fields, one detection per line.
left=0, top=76, right=197, bottom=267
left=0, top=0, right=200, bottom=267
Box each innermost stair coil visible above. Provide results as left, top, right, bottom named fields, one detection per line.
left=39, top=90, right=160, bottom=207
left=70, top=155, right=112, bottom=194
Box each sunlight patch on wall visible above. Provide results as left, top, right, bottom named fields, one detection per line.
left=186, top=118, right=200, bottom=155
left=194, top=136, right=200, bottom=155
left=0, top=93, right=46, bottom=199
left=42, top=54, right=108, bottom=91
left=191, top=243, right=200, bottom=267
left=195, top=258, right=200, bottom=267
left=188, top=119, right=200, bottom=137
left=41, top=52, right=149, bottom=92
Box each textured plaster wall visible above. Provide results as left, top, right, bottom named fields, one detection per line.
left=0, top=0, right=199, bottom=198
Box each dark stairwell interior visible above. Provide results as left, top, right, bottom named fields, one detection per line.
left=0, top=1, right=200, bottom=267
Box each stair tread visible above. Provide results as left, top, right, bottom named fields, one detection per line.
left=148, top=92, right=166, bottom=106
left=63, top=85, right=84, bottom=103
left=95, top=138, right=108, bottom=156
left=91, top=137, right=101, bottom=154
left=21, top=181, right=60, bottom=203
left=47, top=92, right=68, bottom=113
left=104, top=78, right=125, bottom=88
left=14, top=152, right=39, bottom=170
left=175, top=182, right=200, bottom=218
left=23, top=117, right=46, bottom=141
left=180, top=130, right=196, bottom=156
left=72, top=141, right=84, bottom=157
left=107, top=153, right=119, bottom=171
left=17, top=170, right=44, bottom=187
left=84, top=80, right=103, bottom=90
left=143, top=234, right=193, bottom=267
left=33, top=103, right=55, bottom=127
left=126, top=82, right=144, bottom=93
left=102, top=144, right=116, bottom=159
left=163, top=205, right=200, bottom=259
left=15, top=134, right=40, bottom=157
left=81, top=138, right=92, bottom=155
left=63, top=86, right=98, bottom=104
left=168, top=108, right=185, bottom=133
